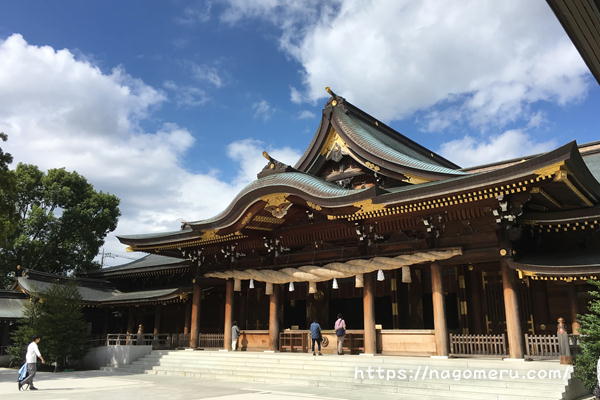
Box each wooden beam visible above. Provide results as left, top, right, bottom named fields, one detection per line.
left=501, top=260, right=524, bottom=358
left=189, top=283, right=201, bottom=348
left=431, top=262, right=449, bottom=356
left=269, top=284, right=280, bottom=351
left=224, top=279, right=234, bottom=350
left=363, top=272, right=377, bottom=354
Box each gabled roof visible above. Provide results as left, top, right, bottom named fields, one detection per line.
left=0, top=290, right=28, bottom=319
left=294, top=91, right=464, bottom=182
left=15, top=269, right=186, bottom=306
left=86, top=254, right=189, bottom=278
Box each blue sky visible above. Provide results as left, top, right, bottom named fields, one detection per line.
left=0, top=0, right=598, bottom=263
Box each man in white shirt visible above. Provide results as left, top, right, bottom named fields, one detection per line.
left=19, top=335, right=45, bottom=391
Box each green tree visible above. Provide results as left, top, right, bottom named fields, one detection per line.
left=574, top=280, right=600, bottom=390
left=0, top=133, right=17, bottom=264
left=0, top=162, right=120, bottom=286
left=8, top=283, right=89, bottom=370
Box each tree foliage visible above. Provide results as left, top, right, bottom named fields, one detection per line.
left=574, top=280, right=600, bottom=390
left=9, top=283, right=89, bottom=370
left=0, top=134, right=120, bottom=286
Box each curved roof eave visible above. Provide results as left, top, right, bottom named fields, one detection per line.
left=331, top=108, right=467, bottom=179
left=117, top=171, right=375, bottom=247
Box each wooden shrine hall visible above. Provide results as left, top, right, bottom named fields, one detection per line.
left=92, top=89, right=600, bottom=359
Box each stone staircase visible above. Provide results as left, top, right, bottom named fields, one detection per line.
left=103, top=350, right=587, bottom=400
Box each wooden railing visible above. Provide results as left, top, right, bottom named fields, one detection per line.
left=279, top=331, right=364, bottom=354
left=449, top=334, right=507, bottom=357
left=525, top=334, right=560, bottom=359
left=198, top=333, right=224, bottom=348
left=105, top=333, right=171, bottom=349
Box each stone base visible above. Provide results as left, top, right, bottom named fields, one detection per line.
left=430, top=355, right=449, bottom=359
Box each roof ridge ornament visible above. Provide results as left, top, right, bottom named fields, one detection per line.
left=257, top=151, right=296, bottom=179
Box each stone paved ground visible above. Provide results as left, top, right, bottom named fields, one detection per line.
left=1, top=368, right=596, bottom=400
left=0, top=368, right=413, bottom=400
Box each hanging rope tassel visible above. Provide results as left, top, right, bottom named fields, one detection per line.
left=308, top=281, right=317, bottom=294
left=355, top=274, right=364, bottom=288
left=234, top=278, right=241, bottom=292
left=402, top=266, right=412, bottom=283
left=265, top=282, right=273, bottom=295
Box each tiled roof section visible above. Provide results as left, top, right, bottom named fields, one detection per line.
left=187, top=172, right=369, bottom=225
left=507, top=252, right=600, bottom=276
left=16, top=271, right=183, bottom=305
left=334, top=108, right=466, bottom=176
left=95, top=254, right=186, bottom=273
left=0, top=298, right=26, bottom=319
left=118, top=227, right=194, bottom=241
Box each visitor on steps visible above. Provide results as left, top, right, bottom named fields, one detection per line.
left=19, top=335, right=45, bottom=391
left=231, top=321, right=240, bottom=350
left=334, top=314, right=346, bottom=355
left=309, top=319, right=322, bottom=356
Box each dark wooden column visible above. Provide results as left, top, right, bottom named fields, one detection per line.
left=127, top=307, right=135, bottom=333
left=268, top=284, right=280, bottom=351
left=468, top=268, right=484, bottom=334
left=153, top=305, right=161, bottom=335
left=189, top=282, right=201, bottom=348
left=363, top=272, right=377, bottom=354
left=224, top=279, right=234, bottom=350
left=501, top=260, right=524, bottom=358
left=567, top=285, right=580, bottom=335
left=184, top=300, right=192, bottom=335
left=431, top=262, right=449, bottom=356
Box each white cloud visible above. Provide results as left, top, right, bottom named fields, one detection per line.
left=175, top=1, right=212, bottom=25
left=227, top=138, right=302, bottom=185
left=190, top=62, right=225, bottom=88
left=438, top=129, right=556, bottom=168
left=0, top=34, right=300, bottom=266
left=163, top=80, right=210, bottom=107
left=252, top=99, right=275, bottom=121
left=297, top=110, right=316, bottom=119
left=290, top=86, right=304, bottom=104
left=222, top=0, right=590, bottom=129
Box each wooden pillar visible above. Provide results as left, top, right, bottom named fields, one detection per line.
left=363, top=272, right=377, bottom=354
left=391, top=271, right=400, bottom=329
left=153, top=305, right=161, bottom=336
left=224, top=279, right=234, bottom=350
left=468, top=268, right=485, bottom=334
left=184, top=300, right=192, bottom=335
left=189, top=283, right=201, bottom=348
left=431, top=262, right=449, bottom=356
left=501, top=260, right=524, bottom=359
left=567, top=285, right=580, bottom=335
left=268, top=284, right=280, bottom=351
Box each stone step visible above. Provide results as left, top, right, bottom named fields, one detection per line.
left=126, top=368, right=561, bottom=400
left=141, top=364, right=566, bottom=394
left=132, top=359, right=570, bottom=386
left=108, top=350, right=572, bottom=400
left=137, top=352, right=569, bottom=371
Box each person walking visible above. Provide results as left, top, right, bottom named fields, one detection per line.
left=231, top=321, right=240, bottom=351
left=334, top=313, right=346, bottom=355
left=19, top=335, right=45, bottom=391
left=309, top=319, right=322, bottom=356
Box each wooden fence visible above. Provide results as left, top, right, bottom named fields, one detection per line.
left=449, top=334, right=508, bottom=357
left=198, top=333, right=224, bottom=348
left=524, top=334, right=560, bottom=359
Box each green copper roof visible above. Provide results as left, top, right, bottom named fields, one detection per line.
left=187, top=172, right=368, bottom=225
left=334, top=108, right=466, bottom=176
left=583, top=152, right=600, bottom=183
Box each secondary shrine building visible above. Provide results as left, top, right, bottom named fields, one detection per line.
left=9, top=89, right=600, bottom=359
